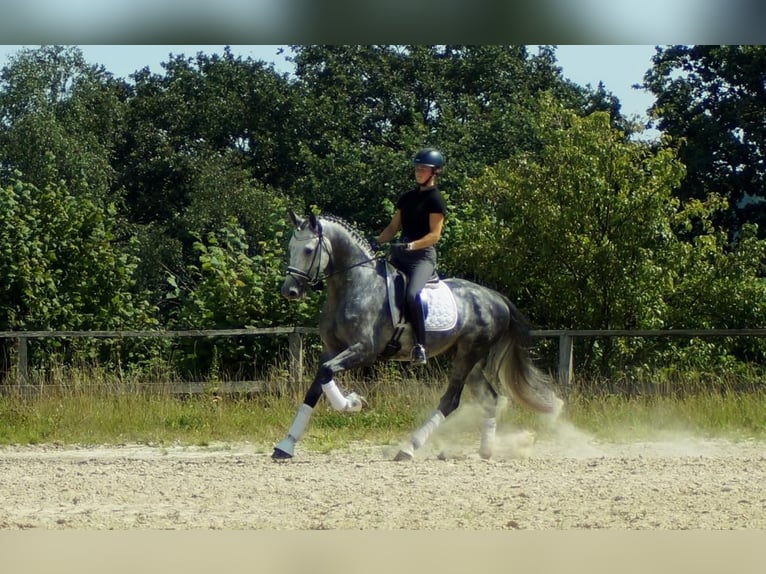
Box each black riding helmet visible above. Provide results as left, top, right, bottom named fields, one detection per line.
left=413, top=148, right=445, bottom=174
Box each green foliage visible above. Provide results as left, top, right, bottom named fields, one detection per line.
left=1, top=44, right=765, bottom=385
left=0, top=174, right=159, bottom=372
left=117, top=49, right=295, bottom=225
left=0, top=45, right=162, bottom=372
left=442, top=97, right=766, bottom=373
left=113, top=51, right=299, bottom=321
left=167, top=216, right=319, bottom=377
left=443, top=98, right=686, bottom=328
left=287, top=45, right=602, bottom=232
left=0, top=45, right=128, bottom=203
left=643, top=45, right=766, bottom=236
left=0, top=175, right=156, bottom=332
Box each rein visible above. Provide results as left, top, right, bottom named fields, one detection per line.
left=322, top=253, right=384, bottom=281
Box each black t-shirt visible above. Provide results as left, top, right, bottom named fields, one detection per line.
left=396, top=186, right=447, bottom=241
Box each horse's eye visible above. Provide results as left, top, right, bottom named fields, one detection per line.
left=304, top=246, right=314, bottom=255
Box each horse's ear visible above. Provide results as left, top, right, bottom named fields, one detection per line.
left=288, top=210, right=302, bottom=229
left=309, top=213, right=322, bottom=233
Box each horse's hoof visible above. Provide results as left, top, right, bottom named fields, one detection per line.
left=345, top=392, right=367, bottom=413
left=271, top=447, right=293, bottom=461
left=393, top=448, right=413, bottom=461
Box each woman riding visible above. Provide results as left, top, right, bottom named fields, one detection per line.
left=374, top=148, right=447, bottom=364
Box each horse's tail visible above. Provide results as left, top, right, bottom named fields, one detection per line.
left=487, top=296, right=564, bottom=417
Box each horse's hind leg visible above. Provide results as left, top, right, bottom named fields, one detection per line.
left=465, top=363, right=502, bottom=459
left=394, top=351, right=480, bottom=461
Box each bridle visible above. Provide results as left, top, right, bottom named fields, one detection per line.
left=285, top=226, right=329, bottom=288
left=285, top=225, right=382, bottom=288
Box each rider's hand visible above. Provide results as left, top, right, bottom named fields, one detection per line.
left=368, top=237, right=381, bottom=252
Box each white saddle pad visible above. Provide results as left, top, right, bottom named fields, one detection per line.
left=421, top=281, right=457, bottom=332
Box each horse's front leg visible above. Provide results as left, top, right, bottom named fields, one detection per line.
left=272, top=343, right=372, bottom=460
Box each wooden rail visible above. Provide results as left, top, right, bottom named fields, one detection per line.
left=2, top=327, right=765, bottom=393
left=530, top=328, right=766, bottom=392
left=0, top=327, right=318, bottom=390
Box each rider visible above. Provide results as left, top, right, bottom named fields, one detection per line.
left=374, top=148, right=447, bottom=364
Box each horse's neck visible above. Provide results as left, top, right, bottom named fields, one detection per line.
left=324, top=222, right=372, bottom=270
left=327, top=245, right=375, bottom=279
left=323, top=224, right=378, bottom=289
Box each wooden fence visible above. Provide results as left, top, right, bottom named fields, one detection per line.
left=534, top=328, right=766, bottom=393
left=2, top=327, right=766, bottom=394
left=0, top=327, right=317, bottom=394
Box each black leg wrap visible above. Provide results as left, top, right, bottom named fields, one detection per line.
left=303, top=383, right=323, bottom=408
left=301, top=366, right=334, bottom=408
left=314, top=365, right=334, bottom=386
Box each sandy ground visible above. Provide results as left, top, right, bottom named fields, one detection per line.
left=1, top=417, right=764, bottom=530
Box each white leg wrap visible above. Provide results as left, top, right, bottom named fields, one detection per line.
left=287, top=403, right=313, bottom=441
left=274, top=404, right=313, bottom=457
left=479, top=417, right=497, bottom=459
left=411, top=410, right=445, bottom=450
left=322, top=380, right=363, bottom=412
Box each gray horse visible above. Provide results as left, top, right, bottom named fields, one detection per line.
left=273, top=211, right=563, bottom=460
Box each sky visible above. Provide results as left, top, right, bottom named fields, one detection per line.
left=0, top=44, right=660, bottom=138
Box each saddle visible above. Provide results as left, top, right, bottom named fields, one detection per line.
left=380, top=260, right=457, bottom=357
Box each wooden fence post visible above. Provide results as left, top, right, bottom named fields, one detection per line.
left=558, top=333, right=573, bottom=394
left=288, top=331, right=303, bottom=387
left=16, top=336, right=28, bottom=386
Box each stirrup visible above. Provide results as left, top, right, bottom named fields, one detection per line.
left=411, top=344, right=427, bottom=365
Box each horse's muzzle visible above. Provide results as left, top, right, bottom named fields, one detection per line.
left=281, top=276, right=305, bottom=300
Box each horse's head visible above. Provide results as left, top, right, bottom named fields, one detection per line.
left=281, top=210, right=332, bottom=300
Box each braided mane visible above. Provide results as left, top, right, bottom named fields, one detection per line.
left=319, top=214, right=375, bottom=257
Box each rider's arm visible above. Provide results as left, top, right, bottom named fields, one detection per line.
left=376, top=210, right=402, bottom=244
left=407, top=213, right=444, bottom=250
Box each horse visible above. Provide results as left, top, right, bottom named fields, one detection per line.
left=272, top=210, right=563, bottom=461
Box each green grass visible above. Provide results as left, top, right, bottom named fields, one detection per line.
left=558, top=392, right=766, bottom=441
left=0, top=364, right=441, bottom=448
left=0, top=388, right=435, bottom=449
left=1, top=365, right=765, bottom=448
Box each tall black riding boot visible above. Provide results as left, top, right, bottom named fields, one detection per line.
left=409, top=294, right=427, bottom=364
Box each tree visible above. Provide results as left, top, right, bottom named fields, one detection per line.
left=0, top=45, right=130, bottom=205
left=114, top=48, right=297, bottom=317
left=442, top=97, right=766, bottom=374
left=642, top=45, right=766, bottom=236
left=117, top=48, right=295, bottom=226
left=0, top=173, right=158, bottom=376
left=166, top=217, right=320, bottom=378
left=444, top=97, right=686, bottom=330
left=286, top=45, right=603, bottom=234
left=0, top=46, right=161, bottom=374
